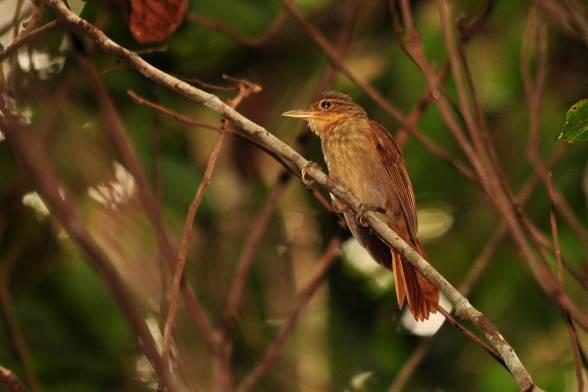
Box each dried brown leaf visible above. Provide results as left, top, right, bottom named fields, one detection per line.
left=129, top=0, right=188, bottom=43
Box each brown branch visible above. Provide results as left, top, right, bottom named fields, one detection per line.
left=0, top=365, right=26, bottom=392
left=398, top=0, right=588, bottom=337
left=521, top=8, right=588, bottom=253
left=549, top=192, right=586, bottom=392
left=389, top=145, right=566, bottom=392
left=0, top=240, right=40, bottom=392
left=0, top=7, right=31, bottom=37
left=549, top=168, right=586, bottom=392
left=454, top=0, right=588, bottom=330
left=10, top=0, right=25, bottom=39
left=127, top=90, right=223, bottom=131
left=236, top=236, right=342, bottom=392
left=161, top=124, right=228, bottom=367
left=77, top=55, right=219, bottom=353
left=436, top=306, right=506, bottom=368
left=220, top=4, right=362, bottom=386
left=161, top=78, right=261, bottom=391
left=176, top=76, right=237, bottom=91
left=534, top=0, right=588, bottom=46
left=223, top=180, right=285, bottom=326
left=127, top=90, right=301, bottom=179
left=0, top=108, right=177, bottom=392
left=222, top=0, right=361, bottom=337
left=39, top=2, right=540, bottom=389
left=0, top=20, right=59, bottom=63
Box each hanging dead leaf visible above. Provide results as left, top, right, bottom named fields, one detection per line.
left=129, top=0, right=188, bottom=43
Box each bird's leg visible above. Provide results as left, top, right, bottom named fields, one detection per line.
left=301, top=161, right=321, bottom=187
left=356, top=204, right=386, bottom=227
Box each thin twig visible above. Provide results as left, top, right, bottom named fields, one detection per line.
left=11, top=0, right=24, bottom=39
left=40, top=2, right=541, bottom=389
left=521, top=8, right=588, bottom=253
left=549, top=174, right=585, bottom=392
left=0, top=20, right=59, bottom=62
left=161, top=78, right=261, bottom=385
left=78, top=55, right=219, bottom=353
left=388, top=146, right=565, bottom=392
left=0, top=7, right=31, bottom=37
left=161, top=127, right=228, bottom=366
left=223, top=181, right=285, bottom=326
left=127, top=90, right=223, bottom=131
left=237, top=236, right=342, bottom=392
left=223, top=0, right=362, bottom=338
left=0, top=239, right=40, bottom=392
left=436, top=306, right=506, bottom=369
left=403, top=0, right=588, bottom=336
left=0, top=107, right=177, bottom=392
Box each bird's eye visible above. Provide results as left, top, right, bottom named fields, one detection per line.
left=320, top=100, right=331, bottom=109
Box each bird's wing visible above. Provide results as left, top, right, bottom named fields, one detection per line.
left=370, top=121, right=418, bottom=242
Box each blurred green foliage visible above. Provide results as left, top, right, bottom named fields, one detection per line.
left=1, top=0, right=588, bottom=391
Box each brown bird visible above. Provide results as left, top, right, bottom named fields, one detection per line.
left=283, top=91, right=439, bottom=320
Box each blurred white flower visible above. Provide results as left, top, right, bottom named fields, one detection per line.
left=349, top=371, right=374, bottom=391
left=22, top=191, right=50, bottom=218
left=88, top=162, right=136, bottom=209
left=16, top=49, right=65, bottom=80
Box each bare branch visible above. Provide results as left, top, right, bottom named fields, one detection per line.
left=39, top=1, right=544, bottom=388
left=0, top=110, right=177, bottom=392
left=0, top=240, right=40, bottom=392
left=0, top=20, right=59, bottom=63
left=161, top=78, right=261, bottom=390
left=77, top=55, right=219, bottom=353
left=389, top=145, right=565, bottom=391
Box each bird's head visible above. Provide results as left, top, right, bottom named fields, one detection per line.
left=282, top=91, right=366, bottom=136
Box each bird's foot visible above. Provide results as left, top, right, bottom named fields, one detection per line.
left=301, top=161, right=321, bottom=187
left=356, top=204, right=386, bottom=227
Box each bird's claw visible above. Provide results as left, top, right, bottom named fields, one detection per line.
left=356, top=204, right=386, bottom=227
left=301, top=161, right=321, bottom=187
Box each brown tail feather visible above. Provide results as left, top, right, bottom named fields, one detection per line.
left=392, top=249, right=439, bottom=321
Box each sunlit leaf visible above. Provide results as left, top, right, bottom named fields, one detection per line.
left=557, top=98, right=588, bottom=143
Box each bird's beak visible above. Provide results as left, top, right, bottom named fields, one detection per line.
left=281, top=109, right=320, bottom=119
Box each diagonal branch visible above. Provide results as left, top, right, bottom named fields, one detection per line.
left=0, top=20, right=59, bottom=62
left=40, top=1, right=541, bottom=389
left=388, top=146, right=565, bottom=392
left=77, top=55, right=219, bottom=353
left=395, top=0, right=588, bottom=336
left=0, top=109, right=178, bottom=392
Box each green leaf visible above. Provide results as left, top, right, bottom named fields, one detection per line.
left=557, top=98, right=588, bottom=143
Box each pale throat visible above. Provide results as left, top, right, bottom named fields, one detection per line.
left=308, top=113, right=363, bottom=137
